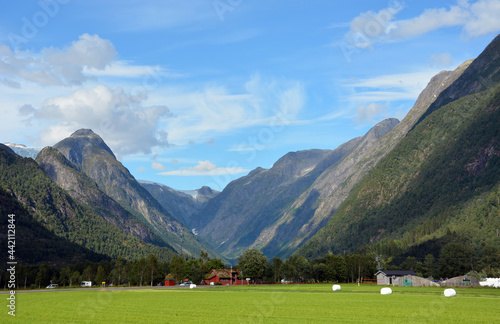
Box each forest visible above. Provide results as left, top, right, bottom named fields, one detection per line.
left=2, top=245, right=498, bottom=289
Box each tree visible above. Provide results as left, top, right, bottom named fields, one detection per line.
left=424, top=254, right=436, bottom=278
left=111, top=256, right=124, bottom=285
left=439, top=242, right=476, bottom=278
left=59, top=267, right=71, bottom=287
left=70, top=271, right=81, bottom=287
left=131, top=258, right=147, bottom=286
left=185, top=259, right=202, bottom=284
left=95, top=266, right=107, bottom=286
left=272, top=257, right=283, bottom=283
left=147, top=254, right=159, bottom=286
left=169, top=255, right=185, bottom=282
left=238, top=249, right=270, bottom=282
left=400, top=256, right=423, bottom=275
left=206, top=258, right=225, bottom=271
left=82, top=265, right=94, bottom=282
left=324, top=254, right=347, bottom=282
left=35, top=264, right=51, bottom=289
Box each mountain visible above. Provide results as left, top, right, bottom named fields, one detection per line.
left=266, top=60, right=473, bottom=259
left=0, top=183, right=107, bottom=266
left=296, top=35, right=500, bottom=259
left=0, top=144, right=176, bottom=264
left=36, top=146, right=167, bottom=246
left=195, top=119, right=398, bottom=260
left=139, top=181, right=219, bottom=230
left=414, top=33, right=500, bottom=127
left=51, top=129, right=217, bottom=258
left=3, top=143, right=42, bottom=159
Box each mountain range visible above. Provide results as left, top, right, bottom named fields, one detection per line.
left=1, top=34, right=499, bottom=266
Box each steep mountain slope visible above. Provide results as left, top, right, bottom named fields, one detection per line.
left=36, top=146, right=167, bottom=246
left=197, top=119, right=398, bottom=260
left=297, top=81, right=500, bottom=259
left=52, top=129, right=215, bottom=257
left=297, top=34, right=500, bottom=259
left=139, top=181, right=219, bottom=230
left=0, top=144, right=176, bottom=262
left=0, top=185, right=107, bottom=266
left=415, top=34, right=500, bottom=127
left=266, top=60, right=473, bottom=258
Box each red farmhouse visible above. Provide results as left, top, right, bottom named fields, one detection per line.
left=205, top=269, right=245, bottom=285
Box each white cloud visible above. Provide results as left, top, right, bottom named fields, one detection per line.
left=355, top=103, right=390, bottom=123
left=25, top=85, right=173, bottom=156
left=465, top=0, right=500, bottom=37
left=151, top=162, right=166, bottom=170
left=430, top=53, right=454, bottom=67
left=160, top=74, right=305, bottom=145
left=0, top=34, right=116, bottom=87
left=345, top=0, right=500, bottom=48
left=0, top=34, right=165, bottom=87
left=159, top=160, right=249, bottom=176
left=344, top=70, right=441, bottom=103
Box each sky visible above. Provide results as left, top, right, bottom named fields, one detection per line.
left=1, top=0, right=500, bottom=191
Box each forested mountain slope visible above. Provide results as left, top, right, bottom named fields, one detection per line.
left=297, top=84, right=500, bottom=259
left=297, top=34, right=500, bottom=260
left=0, top=144, right=177, bottom=263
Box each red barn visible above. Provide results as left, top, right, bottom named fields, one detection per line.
left=205, top=269, right=245, bottom=285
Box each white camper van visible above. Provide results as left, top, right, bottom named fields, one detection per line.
left=81, top=281, right=92, bottom=287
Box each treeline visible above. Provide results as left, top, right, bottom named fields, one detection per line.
left=6, top=243, right=498, bottom=290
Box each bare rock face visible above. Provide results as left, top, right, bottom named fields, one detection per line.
left=193, top=118, right=398, bottom=259
left=51, top=129, right=217, bottom=258
left=36, top=146, right=167, bottom=246
left=139, top=181, right=219, bottom=229
left=268, top=61, right=473, bottom=258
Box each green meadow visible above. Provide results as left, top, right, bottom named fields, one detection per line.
left=2, top=284, right=500, bottom=323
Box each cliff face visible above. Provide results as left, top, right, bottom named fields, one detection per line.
left=269, top=60, right=473, bottom=258
left=52, top=129, right=219, bottom=258
left=297, top=34, right=500, bottom=258
left=193, top=119, right=398, bottom=260
left=140, top=182, right=219, bottom=230
left=36, top=146, right=167, bottom=246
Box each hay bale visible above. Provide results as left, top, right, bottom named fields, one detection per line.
left=332, top=284, right=341, bottom=291
left=444, top=288, right=456, bottom=297
left=190, top=284, right=197, bottom=289
left=380, top=287, right=392, bottom=295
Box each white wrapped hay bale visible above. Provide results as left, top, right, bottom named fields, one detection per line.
left=380, top=287, right=392, bottom=295
left=332, top=284, right=341, bottom=291
left=190, top=284, right=197, bottom=289
left=444, top=288, right=456, bottom=297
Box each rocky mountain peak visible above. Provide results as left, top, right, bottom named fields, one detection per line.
left=54, top=129, right=116, bottom=167
left=70, top=129, right=98, bottom=137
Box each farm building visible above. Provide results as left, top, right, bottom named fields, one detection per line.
left=441, top=275, right=479, bottom=287
left=375, top=270, right=418, bottom=285
left=164, top=279, right=176, bottom=286
left=394, top=275, right=439, bottom=287
left=205, top=269, right=246, bottom=285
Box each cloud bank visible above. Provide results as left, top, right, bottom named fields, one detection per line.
left=22, top=85, right=172, bottom=156
left=346, top=0, right=500, bottom=48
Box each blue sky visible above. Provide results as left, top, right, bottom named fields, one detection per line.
left=1, top=0, right=500, bottom=190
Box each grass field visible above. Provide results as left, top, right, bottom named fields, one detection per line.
left=2, top=284, right=499, bottom=323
